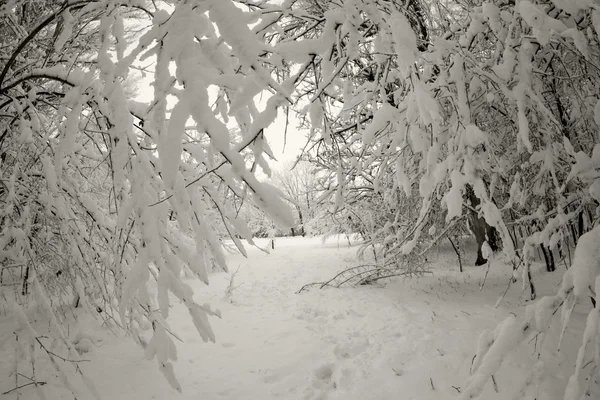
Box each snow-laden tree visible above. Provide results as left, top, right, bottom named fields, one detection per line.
left=261, top=0, right=599, bottom=265
left=237, top=200, right=283, bottom=238
left=271, top=161, right=319, bottom=236
left=0, top=0, right=297, bottom=395
left=256, top=0, right=600, bottom=398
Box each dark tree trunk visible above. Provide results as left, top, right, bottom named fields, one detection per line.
left=530, top=219, right=557, bottom=273
left=297, top=208, right=305, bottom=237
left=22, top=265, right=29, bottom=295
left=528, top=267, right=536, bottom=300
left=540, top=245, right=556, bottom=272
left=466, top=185, right=500, bottom=266
left=516, top=262, right=537, bottom=300
left=407, top=0, right=429, bottom=51
left=569, top=222, right=578, bottom=246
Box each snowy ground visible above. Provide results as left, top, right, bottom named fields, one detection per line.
left=0, top=236, right=593, bottom=399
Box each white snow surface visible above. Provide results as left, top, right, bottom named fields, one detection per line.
left=0, top=237, right=591, bottom=400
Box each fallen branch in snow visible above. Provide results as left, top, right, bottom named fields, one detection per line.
left=298, top=250, right=433, bottom=292
left=297, top=263, right=432, bottom=293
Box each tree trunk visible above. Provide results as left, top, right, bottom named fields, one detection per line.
left=22, top=266, right=29, bottom=295
left=524, top=263, right=536, bottom=300
left=466, top=185, right=500, bottom=266
left=297, top=208, right=305, bottom=237
left=407, top=0, right=429, bottom=51
left=540, top=245, right=556, bottom=272
left=569, top=222, right=578, bottom=246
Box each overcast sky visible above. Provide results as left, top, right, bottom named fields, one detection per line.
left=134, top=71, right=308, bottom=172
left=263, top=110, right=307, bottom=167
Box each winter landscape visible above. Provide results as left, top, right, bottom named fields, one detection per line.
left=1, top=0, right=600, bottom=399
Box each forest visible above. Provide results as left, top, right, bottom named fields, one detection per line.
left=0, top=0, right=599, bottom=399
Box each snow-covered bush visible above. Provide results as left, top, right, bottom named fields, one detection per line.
left=461, top=225, right=600, bottom=399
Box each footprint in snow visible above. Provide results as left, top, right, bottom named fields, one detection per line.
left=314, top=364, right=334, bottom=383
left=262, top=369, right=284, bottom=384
left=303, top=363, right=336, bottom=400
left=332, top=312, right=346, bottom=320
left=304, top=363, right=360, bottom=399
left=333, top=339, right=369, bottom=360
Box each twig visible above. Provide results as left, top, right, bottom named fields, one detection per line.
left=448, top=235, right=463, bottom=272
left=2, top=381, right=47, bottom=395
left=430, top=377, right=435, bottom=390
left=418, top=215, right=466, bottom=257
left=491, top=375, right=498, bottom=393
left=36, top=337, right=89, bottom=363
left=480, top=261, right=491, bottom=291
left=452, top=386, right=461, bottom=393
left=495, top=275, right=515, bottom=308
left=224, top=265, right=243, bottom=302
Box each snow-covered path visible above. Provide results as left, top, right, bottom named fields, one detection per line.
left=80, top=238, right=515, bottom=400
left=1, top=236, right=587, bottom=399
